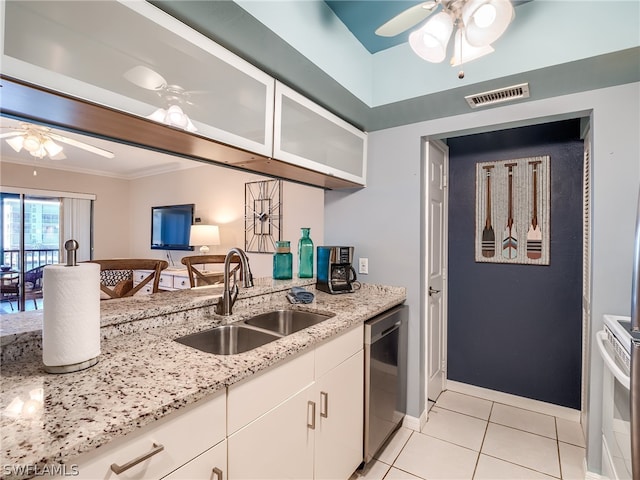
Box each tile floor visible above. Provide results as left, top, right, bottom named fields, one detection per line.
left=355, top=390, right=586, bottom=480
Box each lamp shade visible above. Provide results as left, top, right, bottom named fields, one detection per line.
left=450, top=29, right=495, bottom=66
left=6, top=136, right=24, bottom=153
left=462, top=0, right=514, bottom=47
left=409, top=11, right=454, bottom=63
left=189, top=224, right=220, bottom=254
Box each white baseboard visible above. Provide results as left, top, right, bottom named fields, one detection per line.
left=446, top=380, right=581, bottom=422
left=403, top=409, right=427, bottom=432
left=585, top=471, right=603, bottom=480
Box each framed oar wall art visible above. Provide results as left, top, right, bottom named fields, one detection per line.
left=475, top=155, right=550, bottom=265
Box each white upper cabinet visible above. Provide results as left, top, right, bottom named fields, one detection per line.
left=1, top=1, right=275, bottom=156
left=274, top=82, right=368, bottom=186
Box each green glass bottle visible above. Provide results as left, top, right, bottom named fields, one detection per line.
left=298, top=227, right=313, bottom=278
left=273, top=241, right=292, bottom=280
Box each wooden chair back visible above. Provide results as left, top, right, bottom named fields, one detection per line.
left=87, top=259, right=169, bottom=299
left=180, top=254, right=241, bottom=288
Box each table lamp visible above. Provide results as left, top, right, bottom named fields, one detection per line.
left=189, top=224, right=220, bottom=255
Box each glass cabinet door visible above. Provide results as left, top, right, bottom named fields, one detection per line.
left=274, top=82, right=367, bottom=186
left=2, top=1, right=274, bottom=156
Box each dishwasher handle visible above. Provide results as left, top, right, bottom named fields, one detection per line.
left=365, top=305, right=406, bottom=344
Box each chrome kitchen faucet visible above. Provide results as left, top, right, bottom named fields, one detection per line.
left=216, top=247, right=254, bottom=315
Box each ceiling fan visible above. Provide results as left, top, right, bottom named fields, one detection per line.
left=376, top=0, right=515, bottom=71
left=124, top=65, right=202, bottom=132
left=0, top=122, right=115, bottom=160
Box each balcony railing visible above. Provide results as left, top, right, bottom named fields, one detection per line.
left=2, top=249, right=60, bottom=271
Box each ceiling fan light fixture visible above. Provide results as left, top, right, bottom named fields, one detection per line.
left=6, top=135, right=24, bottom=153
left=23, top=134, right=42, bottom=153
left=450, top=29, right=494, bottom=66
left=409, top=11, right=454, bottom=63
left=147, top=105, right=197, bottom=133
left=462, top=0, right=514, bottom=47
left=42, top=138, right=63, bottom=157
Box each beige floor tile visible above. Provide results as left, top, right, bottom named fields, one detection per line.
left=474, top=454, right=555, bottom=479
left=481, top=423, right=560, bottom=477
left=490, top=403, right=557, bottom=439
left=435, top=390, right=493, bottom=420
left=394, top=432, right=478, bottom=480
left=422, top=406, right=487, bottom=451
left=556, top=418, right=586, bottom=447
left=384, top=467, right=424, bottom=480
left=351, top=459, right=392, bottom=480
left=559, top=442, right=587, bottom=480
left=375, top=427, right=413, bottom=465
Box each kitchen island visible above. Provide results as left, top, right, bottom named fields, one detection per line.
left=0, top=278, right=405, bottom=479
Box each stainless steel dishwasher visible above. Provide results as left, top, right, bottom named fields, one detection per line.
left=364, top=304, right=407, bottom=463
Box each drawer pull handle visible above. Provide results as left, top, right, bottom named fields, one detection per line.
left=212, top=467, right=223, bottom=480
left=320, top=391, right=328, bottom=418
left=110, top=443, right=164, bottom=474
left=307, top=401, right=316, bottom=430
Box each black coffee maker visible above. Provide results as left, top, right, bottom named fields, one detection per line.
left=316, top=246, right=357, bottom=294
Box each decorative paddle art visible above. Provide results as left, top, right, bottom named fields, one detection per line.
left=475, top=156, right=550, bottom=265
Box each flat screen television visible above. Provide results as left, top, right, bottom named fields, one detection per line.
left=150, top=204, right=195, bottom=251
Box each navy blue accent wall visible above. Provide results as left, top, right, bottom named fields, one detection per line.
left=446, top=120, right=584, bottom=409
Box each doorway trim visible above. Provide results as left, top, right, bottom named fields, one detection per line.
left=422, top=115, right=591, bottom=430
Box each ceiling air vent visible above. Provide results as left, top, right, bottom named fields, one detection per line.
left=465, top=83, right=530, bottom=109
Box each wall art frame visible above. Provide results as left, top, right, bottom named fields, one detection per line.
left=475, top=155, right=550, bottom=265
left=244, top=179, right=282, bottom=253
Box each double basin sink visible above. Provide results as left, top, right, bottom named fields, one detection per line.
left=175, top=309, right=335, bottom=355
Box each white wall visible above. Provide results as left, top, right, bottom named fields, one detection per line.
left=128, top=163, right=325, bottom=278
left=325, top=82, right=640, bottom=474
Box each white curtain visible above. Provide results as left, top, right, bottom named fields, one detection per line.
left=62, top=198, right=92, bottom=262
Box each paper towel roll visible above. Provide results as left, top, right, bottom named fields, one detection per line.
left=42, top=263, right=101, bottom=373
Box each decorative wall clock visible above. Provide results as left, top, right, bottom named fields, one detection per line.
left=245, top=179, right=282, bottom=253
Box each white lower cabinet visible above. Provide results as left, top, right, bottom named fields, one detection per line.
left=63, top=391, right=226, bottom=480
left=228, top=385, right=315, bottom=480
left=163, top=440, right=227, bottom=480
left=227, top=325, right=364, bottom=480
left=314, top=350, right=364, bottom=480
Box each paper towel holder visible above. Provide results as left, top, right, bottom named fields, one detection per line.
left=65, top=239, right=79, bottom=266
left=43, top=240, right=101, bottom=374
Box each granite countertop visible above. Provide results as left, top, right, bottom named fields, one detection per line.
left=0, top=280, right=406, bottom=478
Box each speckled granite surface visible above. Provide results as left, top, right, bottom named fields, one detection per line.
left=0, top=280, right=405, bottom=479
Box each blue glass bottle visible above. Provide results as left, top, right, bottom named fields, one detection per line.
left=298, top=228, right=313, bottom=278
left=273, top=241, right=292, bottom=280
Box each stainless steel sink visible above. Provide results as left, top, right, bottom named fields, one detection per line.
left=243, top=309, right=335, bottom=336
left=175, top=324, right=281, bottom=355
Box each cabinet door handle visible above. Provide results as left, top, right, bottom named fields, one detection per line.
left=307, top=400, right=316, bottom=430
left=110, top=443, right=164, bottom=474
left=320, top=391, right=328, bottom=418
left=211, top=467, right=223, bottom=480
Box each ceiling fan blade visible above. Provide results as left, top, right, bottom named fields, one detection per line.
left=124, top=65, right=167, bottom=91
left=375, top=1, right=439, bottom=37
left=48, top=133, right=115, bottom=158
left=0, top=131, right=23, bottom=139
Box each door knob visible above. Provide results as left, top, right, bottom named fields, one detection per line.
left=429, top=286, right=441, bottom=296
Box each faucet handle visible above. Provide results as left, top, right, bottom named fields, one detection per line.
left=230, top=283, right=239, bottom=305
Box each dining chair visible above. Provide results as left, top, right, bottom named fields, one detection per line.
left=23, top=265, right=46, bottom=309
left=180, top=254, right=241, bottom=288
left=86, top=259, right=169, bottom=299
left=0, top=276, right=20, bottom=311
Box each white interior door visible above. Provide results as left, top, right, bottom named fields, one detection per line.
left=425, top=139, right=448, bottom=403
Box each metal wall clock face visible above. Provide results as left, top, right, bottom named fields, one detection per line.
left=244, top=179, right=282, bottom=253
